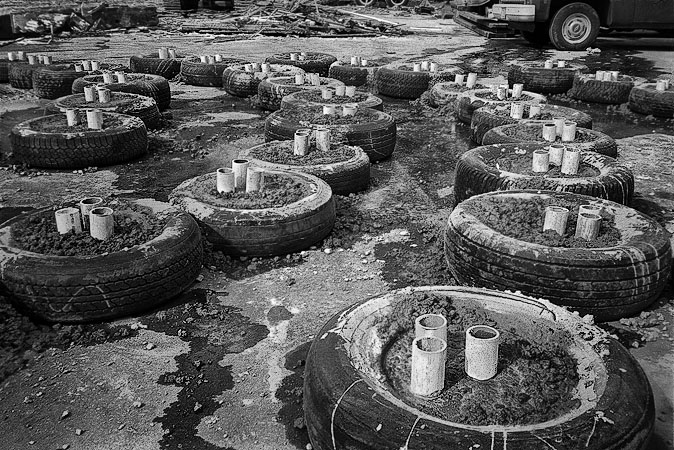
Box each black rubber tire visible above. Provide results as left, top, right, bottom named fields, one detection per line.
left=71, top=73, right=171, bottom=110
left=507, top=63, right=586, bottom=94
left=0, top=200, right=203, bottom=323
left=445, top=191, right=672, bottom=321
left=280, top=90, right=383, bottom=111
left=265, top=107, right=396, bottom=162
left=265, top=52, right=338, bottom=77
left=549, top=3, right=600, bottom=50
left=180, top=56, right=248, bottom=87
left=8, top=62, right=42, bottom=89
left=50, top=92, right=163, bottom=130
left=130, top=54, right=182, bottom=80
left=239, top=141, right=371, bottom=195
left=222, top=64, right=304, bottom=98
left=455, top=88, right=547, bottom=124
left=521, top=25, right=551, bottom=46
left=169, top=170, right=336, bottom=256
left=257, top=76, right=345, bottom=111
left=10, top=112, right=148, bottom=169
left=568, top=74, right=635, bottom=104
left=0, top=60, right=9, bottom=83
left=628, top=83, right=674, bottom=119
left=31, top=64, right=84, bottom=99
left=470, top=103, right=593, bottom=145
left=454, top=143, right=634, bottom=205
left=374, top=66, right=460, bottom=99
left=328, top=62, right=383, bottom=90
left=305, top=286, right=655, bottom=450
left=481, top=122, right=618, bottom=158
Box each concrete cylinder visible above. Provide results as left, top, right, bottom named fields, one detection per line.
left=90, top=61, right=100, bottom=70
left=511, top=83, right=523, bottom=99
left=214, top=54, right=223, bottom=62
left=466, top=72, right=478, bottom=89
left=561, top=121, right=577, bottom=142
left=595, top=70, right=605, bottom=80
left=335, top=85, right=345, bottom=96
left=97, top=88, right=111, bottom=103
left=610, top=71, right=619, bottom=81
left=421, top=61, right=430, bottom=71
left=86, top=110, right=104, bottom=130
left=294, top=73, right=304, bottom=85
left=158, top=48, right=169, bottom=59
left=116, top=72, right=127, bottom=83
left=532, top=149, right=550, bottom=173
left=231, top=159, right=249, bottom=191
left=245, top=167, right=265, bottom=193
left=430, top=62, right=438, bottom=72
left=244, top=64, right=253, bottom=73
left=410, top=336, right=447, bottom=397
left=27, top=55, right=37, bottom=65
left=83, top=86, right=96, bottom=102
left=557, top=60, right=566, bottom=68
left=168, top=48, right=177, bottom=59
left=528, top=104, right=541, bottom=118
left=496, top=87, right=507, bottom=100
left=345, top=86, right=356, bottom=97
left=290, top=53, right=298, bottom=61
left=342, top=104, right=357, bottom=116
left=310, top=73, right=321, bottom=86
left=543, top=206, right=569, bottom=235
left=294, top=129, right=311, bottom=156
left=510, top=102, right=524, bottom=119
left=413, top=63, right=421, bottom=72
left=322, top=104, right=336, bottom=115
left=414, top=314, right=447, bottom=342
left=561, top=147, right=581, bottom=175
left=102, top=72, right=114, bottom=83
left=7, top=52, right=16, bottom=61
left=548, top=143, right=565, bottom=166
left=261, top=63, right=271, bottom=73
left=55, top=207, right=83, bottom=235
left=216, top=167, right=235, bottom=194
left=206, top=56, right=216, bottom=64
left=465, top=325, right=500, bottom=381
left=315, top=126, right=331, bottom=151
left=575, top=212, right=602, bottom=241
left=542, top=123, right=557, bottom=142
left=656, top=80, right=667, bottom=91
left=66, top=109, right=79, bottom=126
left=89, top=207, right=114, bottom=241
left=82, top=60, right=92, bottom=71
left=454, top=74, right=465, bottom=85
left=544, top=60, right=553, bottom=69
left=298, top=54, right=306, bottom=61
left=321, top=88, right=333, bottom=100
left=350, top=56, right=358, bottom=66
left=43, top=55, right=52, bottom=65
left=79, top=197, right=103, bottom=230
left=74, top=63, right=83, bottom=72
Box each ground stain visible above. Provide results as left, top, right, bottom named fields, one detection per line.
left=275, top=341, right=312, bottom=450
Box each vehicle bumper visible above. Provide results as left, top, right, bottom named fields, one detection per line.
left=492, top=4, right=535, bottom=22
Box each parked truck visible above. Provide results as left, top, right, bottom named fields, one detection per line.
left=453, top=0, right=674, bottom=50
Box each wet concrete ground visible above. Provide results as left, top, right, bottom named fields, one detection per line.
left=0, top=9, right=673, bottom=450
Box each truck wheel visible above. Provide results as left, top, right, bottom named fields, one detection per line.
left=385, top=0, right=409, bottom=6
left=353, top=0, right=377, bottom=6
left=549, top=3, right=600, bottom=50
left=520, top=25, right=550, bottom=46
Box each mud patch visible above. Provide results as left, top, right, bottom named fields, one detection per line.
left=291, top=90, right=369, bottom=104
left=249, top=141, right=355, bottom=165
left=275, top=107, right=381, bottom=125
left=493, top=153, right=600, bottom=177
left=275, top=341, right=312, bottom=450
left=501, top=124, right=600, bottom=143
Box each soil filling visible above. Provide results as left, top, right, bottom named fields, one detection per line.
left=57, top=93, right=148, bottom=110
left=489, top=105, right=581, bottom=121
left=463, top=196, right=621, bottom=248
left=83, top=74, right=155, bottom=83
left=492, top=153, right=600, bottom=178
left=192, top=173, right=310, bottom=209
left=474, top=91, right=537, bottom=102
left=28, top=113, right=128, bottom=133
left=249, top=141, right=355, bottom=165
left=502, top=126, right=597, bottom=144
left=276, top=107, right=380, bottom=125
left=274, top=53, right=327, bottom=62
left=273, top=78, right=330, bottom=86
left=11, top=200, right=166, bottom=256
left=293, top=90, right=369, bottom=104
left=377, top=291, right=580, bottom=426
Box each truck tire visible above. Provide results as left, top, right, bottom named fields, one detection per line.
left=549, top=3, right=600, bottom=50
left=130, top=54, right=182, bottom=79
left=265, top=52, right=337, bottom=77
left=507, top=63, right=586, bottom=95
left=222, top=64, right=304, bottom=98
left=31, top=64, right=84, bottom=99
left=628, top=83, right=674, bottom=119
left=180, top=56, right=248, bottom=87
left=568, top=74, right=635, bottom=105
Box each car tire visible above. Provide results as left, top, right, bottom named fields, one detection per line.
left=549, top=3, right=600, bottom=50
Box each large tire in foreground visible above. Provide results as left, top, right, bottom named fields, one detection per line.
left=257, top=76, right=345, bottom=111
left=482, top=122, right=617, bottom=157
left=507, top=62, right=586, bottom=94
left=32, top=64, right=84, bottom=99
left=222, top=64, right=304, bottom=98
left=568, top=74, right=635, bottom=104
left=305, top=285, right=654, bottom=450
left=445, top=190, right=672, bottom=321
left=50, top=92, right=163, bottom=130
left=0, top=199, right=203, bottom=323
left=454, top=143, right=634, bottom=204
left=265, top=107, right=396, bottom=162
left=169, top=170, right=336, bottom=256
left=130, top=53, right=182, bottom=79
left=628, top=83, right=674, bottom=118
left=470, top=103, right=593, bottom=144
left=374, top=65, right=460, bottom=99
left=71, top=73, right=171, bottom=110
left=239, top=141, right=371, bottom=195
left=10, top=112, right=148, bottom=169
left=280, top=89, right=383, bottom=111
left=455, top=88, right=546, bottom=124
left=265, top=52, right=337, bottom=77
left=180, top=56, right=248, bottom=86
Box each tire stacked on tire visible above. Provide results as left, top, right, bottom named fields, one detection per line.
left=628, top=82, right=674, bottom=118
left=481, top=122, right=617, bottom=157
left=10, top=112, right=148, bottom=169
left=568, top=74, right=635, bottom=104
left=305, top=285, right=655, bottom=450
left=222, top=64, right=304, bottom=98
left=455, top=88, right=547, bottom=124
left=50, top=92, right=163, bottom=130
left=374, top=65, right=461, bottom=99
left=445, top=190, right=672, bottom=321
left=470, top=103, right=593, bottom=144
left=453, top=143, right=634, bottom=205
left=32, top=64, right=85, bottom=99
left=265, top=106, right=396, bottom=162
left=265, top=52, right=337, bottom=77
left=239, top=141, right=371, bottom=195
left=71, top=73, right=171, bottom=110
left=169, top=170, right=336, bottom=256
left=257, top=76, right=345, bottom=111
left=280, top=89, right=383, bottom=111
left=180, top=56, right=248, bottom=87
left=507, top=62, right=586, bottom=94
left=0, top=199, right=203, bottom=323
left=130, top=52, right=182, bottom=79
